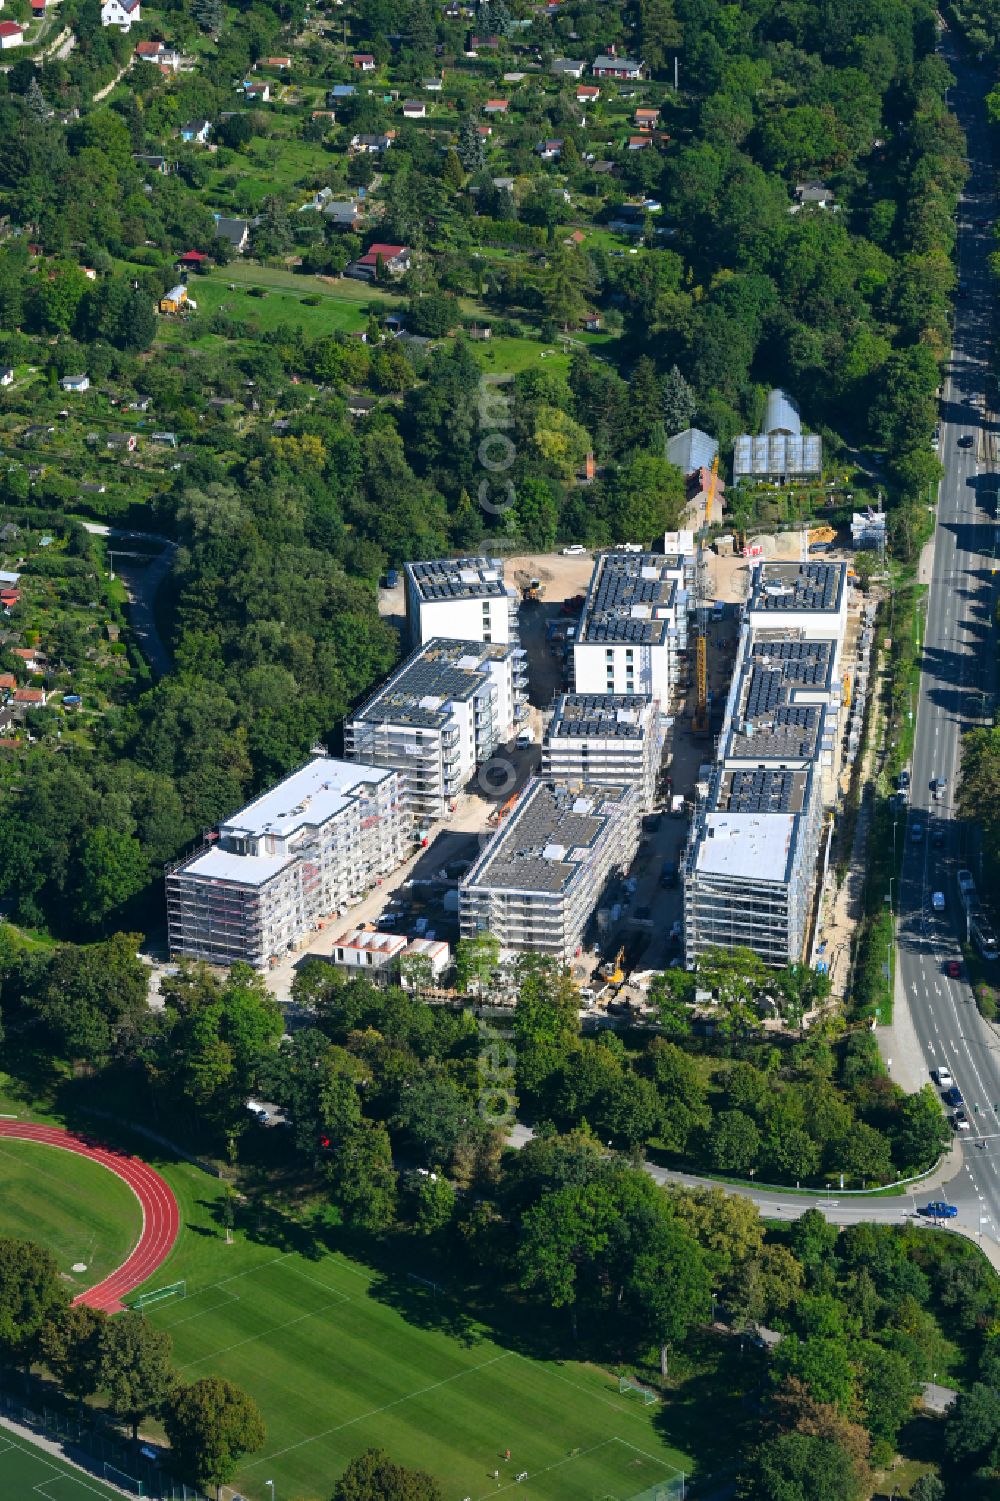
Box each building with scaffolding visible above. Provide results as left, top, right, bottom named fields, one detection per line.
left=404, top=556, right=526, bottom=706
left=541, top=693, right=661, bottom=809
left=572, top=552, right=687, bottom=705
left=683, top=561, right=849, bottom=968
left=344, top=637, right=518, bottom=824
left=459, top=779, right=641, bottom=962
left=166, top=756, right=409, bottom=969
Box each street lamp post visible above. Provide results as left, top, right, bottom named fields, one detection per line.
left=266, top=1482, right=275, bottom=1501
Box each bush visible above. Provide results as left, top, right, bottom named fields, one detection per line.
left=975, top=985, right=998, bottom=1021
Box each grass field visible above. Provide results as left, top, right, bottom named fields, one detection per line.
left=0, top=1138, right=141, bottom=1294
left=0, top=1427, right=126, bottom=1499
left=131, top=1168, right=689, bottom=1501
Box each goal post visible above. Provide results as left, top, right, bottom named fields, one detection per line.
left=130, top=1280, right=186, bottom=1312
left=618, top=1375, right=657, bottom=1406
left=406, top=1272, right=442, bottom=1297
left=102, top=1460, right=144, bottom=1495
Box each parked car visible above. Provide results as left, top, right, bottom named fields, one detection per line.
left=911, top=822, right=924, bottom=843
left=951, top=1111, right=971, bottom=1132
left=898, top=769, right=911, bottom=789
left=932, top=829, right=945, bottom=849
left=931, top=1066, right=953, bottom=1087
left=943, top=1085, right=964, bottom=1108
left=561, top=544, right=587, bottom=556
left=947, top=960, right=961, bottom=979
left=959, top=434, right=974, bottom=447
left=516, top=728, right=534, bottom=748
left=921, top=1201, right=958, bottom=1219
left=932, top=890, right=945, bottom=912
left=385, top=568, right=399, bottom=589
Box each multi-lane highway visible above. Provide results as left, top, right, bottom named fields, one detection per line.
left=895, top=37, right=1000, bottom=1250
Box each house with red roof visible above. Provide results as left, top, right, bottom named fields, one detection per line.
left=0, top=22, right=24, bottom=48
left=346, top=244, right=411, bottom=282
left=176, top=249, right=209, bottom=269
left=352, top=52, right=376, bottom=70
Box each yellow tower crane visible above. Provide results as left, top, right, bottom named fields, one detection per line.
left=692, top=455, right=719, bottom=738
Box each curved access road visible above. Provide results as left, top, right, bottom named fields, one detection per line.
left=0, top=1121, right=179, bottom=1312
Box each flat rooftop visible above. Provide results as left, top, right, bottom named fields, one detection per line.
left=578, top=553, right=677, bottom=645
left=464, top=779, right=633, bottom=895
left=351, top=638, right=512, bottom=731
left=693, top=812, right=798, bottom=885
left=715, top=767, right=810, bottom=816
left=179, top=848, right=295, bottom=887
left=728, top=702, right=822, bottom=762
left=748, top=561, right=846, bottom=615
left=748, top=637, right=835, bottom=692
left=547, top=692, right=653, bottom=740
left=406, top=556, right=509, bottom=601
left=222, top=756, right=394, bottom=840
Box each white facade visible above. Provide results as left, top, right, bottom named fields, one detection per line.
left=345, top=638, right=518, bottom=824
left=330, top=928, right=407, bottom=975
left=405, top=557, right=519, bottom=649
left=542, top=693, right=661, bottom=810
left=166, top=756, right=409, bottom=969
left=572, top=552, right=682, bottom=706
left=101, top=0, right=140, bottom=28
left=745, top=562, right=848, bottom=649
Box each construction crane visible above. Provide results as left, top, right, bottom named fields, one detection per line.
left=842, top=670, right=852, bottom=708
left=691, top=454, right=719, bottom=738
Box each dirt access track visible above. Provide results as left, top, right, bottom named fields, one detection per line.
left=0, top=1121, right=179, bottom=1313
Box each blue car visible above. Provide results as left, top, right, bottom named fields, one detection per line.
left=943, top=1085, right=964, bottom=1108
left=921, top=1202, right=958, bottom=1219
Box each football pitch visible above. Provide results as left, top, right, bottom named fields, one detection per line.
left=0, top=1428, right=127, bottom=1499
left=147, top=1248, right=688, bottom=1501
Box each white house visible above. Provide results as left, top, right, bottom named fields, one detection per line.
left=0, top=21, right=24, bottom=47
left=0, top=367, right=14, bottom=387
left=100, top=0, right=140, bottom=29
left=180, top=119, right=212, bottom=144
left=59, top=374, right=90, bottom=393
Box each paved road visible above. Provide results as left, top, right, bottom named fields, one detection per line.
left=82, top=521, right=177, bottom=679
left=894, top=38, right=1000, bottom=1252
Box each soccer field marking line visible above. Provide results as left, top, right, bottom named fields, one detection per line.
left=160, top=1291, right=242, bottom=1329
left=0, top=1432, right=117, bottom=1501
left=510, top=1353, right=669, bottom=1429
left=613, top=1437, right=684, bottom=1472
left=280, top=1261, right=354, bottom=1299
left=175, top=1291, right=352, bottom=1371
left=241, top=1350, right=517, bottom=1471
left=473, top=1438, right=616, bottom=1501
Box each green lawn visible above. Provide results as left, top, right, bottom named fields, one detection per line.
left=0, top=1430, right=125, bottom=1500
left=172, top=264, right=403, bottom=338
left=137, top=1172, right=689, bottom=1501
left=0, top=1138, right=142, bottom=1294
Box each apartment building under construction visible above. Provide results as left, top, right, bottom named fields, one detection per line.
left=166, top=755, right=408, bottom=968
left=683, top=561, right=849, bottom=968
left=459, top=779, right=641, bottom=963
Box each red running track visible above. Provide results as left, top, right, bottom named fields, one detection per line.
left=0, top=1121, right=179, bottom=1313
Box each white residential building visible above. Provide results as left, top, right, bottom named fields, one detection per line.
left=404, top=556, right=526, bottom=713
left=683, top=563, right=850, bottom=968
left=345, top=638, right=518, bottom=824
left=166, top=756, right=409, bottom=969
left=745, top=561, right=848, bottom=647
left=329, top=928, right=408, bottom=976
left=542, top=693, right=661, bottom=809
left=573, top=552, right=684, bottom=706
left=460, top=780, right=641, bottom=964
left=101, top=0, right=140, bottom=28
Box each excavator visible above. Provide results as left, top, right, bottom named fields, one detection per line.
left=599, top=945, right=626, bottom=986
